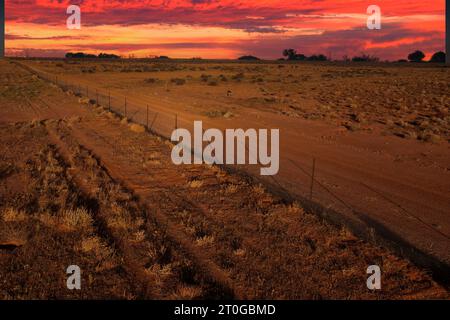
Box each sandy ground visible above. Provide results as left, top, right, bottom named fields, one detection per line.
left=21, top=59, right=450, bottom=270
left=0, top=59, right=448, bottom=299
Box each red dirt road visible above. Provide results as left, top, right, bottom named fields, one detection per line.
left=22, top=60, right=450, bottom=272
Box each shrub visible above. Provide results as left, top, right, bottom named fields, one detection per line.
left=200, top=74, right=211, bottom=82
left=238, top=55, right=260, bottom=61
left=408, top=50, right=425, bottom=62
left=307, top=54, right=328, bottom=61
left=282, top=49, right=306, bottom=61
left=231, top=72, right=245, bottom=81
left=2, top=208, right=27, bottom=222
left=60, top=208, right=93, bottom=231
left=430, top=51, right=446, bottom=63
left=170, top=78, right=186, bottom=85
left=144, top=78, right=158, bottom=84
left=352, top=54, right=379, bottom=62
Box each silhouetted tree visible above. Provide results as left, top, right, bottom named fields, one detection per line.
left=408, top=50, right=425, bottom=62
left=283, top=49, right=296, bottom=60
left=429, top=51, right=446, bottom=63
left=282, top=49, right=305, bottom=60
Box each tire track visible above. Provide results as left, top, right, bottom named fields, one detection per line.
left=45, top=124, right=157, bottom=299
left=64, top=114, right=448, bottom=299
left=45, top=121, right=237, bottom=299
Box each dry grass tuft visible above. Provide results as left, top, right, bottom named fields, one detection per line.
left=188, top=179, right=204, bottom=188
left=287, top=202, right=304, bottom=215
left=2, top=208, right=28, bottom=222
left=78, top=97, right=90, bottom=105
left=38, top=212, right=58, bottom=228
left=108, top=206, right=144, bottom=232
left=252, top=184, right=265, bottom=195
left=225, top=184, right=239, bottom=194
left=60, top=208, right=93, bottom=232
left=68, top=116, right=81, bottom=124
left=170, top=286, right=203, bottom=300
left=0, top=228, right=28, bottom=250
left=131, top=230, right=146, bottom=243
left=106, top=112, right=119, bottom=120
left=234, top=248, right=246, bottom=257
left=143, top=159, right=161, bottom=167
left=143, top=151, right=162, bottom=167
left=80, top=236, right=113, bottom=257
left=145, top=263, right=173, bottom=285
left=81, top=236, right=103, bottom=253
left=130, top=124, right=146, bottom=133
left=195, top=235, right=215, bottom=246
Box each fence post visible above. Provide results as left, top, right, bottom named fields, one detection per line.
left=175, top=114, right=178, bottom=130
left=146, top=105, right=149, bottom=129
left=125, top=97, right=127, bottom=117
left=310, top=158, right=316, bottom=200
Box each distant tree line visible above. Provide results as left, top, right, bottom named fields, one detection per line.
left=66, top=49, right=446, bottom=63
left=65, top=52, right=120, bottom=59
left=281, top=48, right=446, bottom=63
left=350, top=51, right=446, bottom=63
left=282, top=49, right=328, bottom=61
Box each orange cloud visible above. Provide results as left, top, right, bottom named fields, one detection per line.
left=5, top=0, right=445, bottom=60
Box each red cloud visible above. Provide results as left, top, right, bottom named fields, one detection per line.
left=5, top=0, right=445, bottom=60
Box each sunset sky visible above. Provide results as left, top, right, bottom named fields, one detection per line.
left=5, top=0, right=446, bottom=60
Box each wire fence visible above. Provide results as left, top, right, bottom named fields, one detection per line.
left=15, top=60, right=450, bottom=250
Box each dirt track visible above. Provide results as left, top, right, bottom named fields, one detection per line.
left=0, top=60, right=448, bottom=299
left=20, top=59, right=450, bottom=269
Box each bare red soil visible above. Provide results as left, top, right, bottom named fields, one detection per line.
left=0, top=60, right=448, bottom=299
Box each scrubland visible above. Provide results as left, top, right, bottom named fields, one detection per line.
left=0, top=59, right=448, bottom=299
